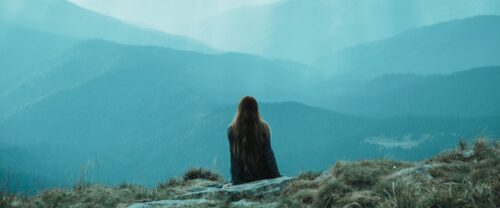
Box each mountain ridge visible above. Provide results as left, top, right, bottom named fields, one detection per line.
left=318, top=66, right=500, bottom=118
left=0, top=0, right=215, bottom=53
left=319, top=15, right=500, bottom=77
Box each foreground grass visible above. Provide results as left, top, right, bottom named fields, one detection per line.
left=1, top=138, right=499, bottom=207
left=281, top=138, right=500, bottom=208
left=0, top=168, right=225, bottom=208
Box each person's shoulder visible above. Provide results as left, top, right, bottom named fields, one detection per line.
left=263, top=122, right=270, bottom=132
left=261, top=121, right=271, bottom=134
left=227, top=125, right=234, bottom=140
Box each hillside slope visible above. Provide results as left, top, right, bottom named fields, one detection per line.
left=0, top=0, right=213, bottom=53
left=2, top=92, right=499, bottom=189
left=0, top=37, right=315, bottom=121
left=187, top=1, right=500, bottom=64
left=1, top=139, right=498, bottom=207
left=319, top=15, right=500, bottom=78
left=318, top=66, right=500, bottom=117
left=0, top=25, right=78, bottom=95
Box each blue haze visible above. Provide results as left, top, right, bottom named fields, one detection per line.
left=0, top=0, right=499, bottom=192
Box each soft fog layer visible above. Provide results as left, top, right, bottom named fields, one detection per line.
left=1, top=0, right=499, bottom=193
left=71, top=0, right=500, bottom=65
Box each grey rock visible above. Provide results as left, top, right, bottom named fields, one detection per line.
left=128, top=199, right=217, bottom=208
left=177, top=176, right=294, bottom=199
left=461, top=149, right=475, bottom=158
left=127, top=176, right=294, bottom=208
left=230, top=199, right=279, bottom=208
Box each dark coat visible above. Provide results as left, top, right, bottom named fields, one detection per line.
left=227, top=125, right=281, bottom=184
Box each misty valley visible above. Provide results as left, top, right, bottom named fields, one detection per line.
left=1, top=0, right=500, bottom=201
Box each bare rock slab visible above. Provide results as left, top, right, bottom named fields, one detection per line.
left=127, top=176, right=293, bottom=208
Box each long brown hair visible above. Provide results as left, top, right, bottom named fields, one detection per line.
left=230, top=96, right=270, bottom=172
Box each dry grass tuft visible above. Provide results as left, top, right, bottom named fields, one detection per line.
left=339, top=190, right=382, bottom=208
left=295, top=171, right=321, bottom=181
left=376, top=178, right=429, bottom=208
left=427, top=180, right=496, bottom=208
left=312, top=180, right=352, bottom=208
left=1, top=170, right=21, bottom=208
left=280, top=171, right=322, bottom=206
left=430, top=138, right=495, bottom=164
left=10, top=185, right=155, bottom=208
left=332, top=160, right=412, bottom=189
left=182, top=168, right=223, bottom=182
left=428, top=147, right=467, bottom=163
left=281, top=179, right=319, bottom=206
left=157, top=177, right=183, bottom=189
left=459, top=139, right=467, bottom=151
left=427, top=162, right=471, bottom=183
left=281, top=180, right=318, bottom=196
left=473, top=138, right=495, bottom=160
left=1, top=194, right=18, bottom=208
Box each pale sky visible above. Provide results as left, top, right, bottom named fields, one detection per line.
left=68, top=0, right=500, bottom=57
left=69, top=0, right=280, bottom=35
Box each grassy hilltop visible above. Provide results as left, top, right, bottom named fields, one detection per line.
left=1, top=138, right=499, bottom=208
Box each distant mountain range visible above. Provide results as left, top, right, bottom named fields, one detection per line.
left=0, top=31, right=498, bottom=187
left=3, top=15, right=500, bottom=120
left=0, top=25, right=78, bottom=95
left=318, top=15, right=500, bottom=78
left=185, top=0, right=500, bottom=65
left=0, top=0, right=214, bottom=53
left=0, top=33, right=317, bottom=125
left=1, top=0, right=499, bottom=192
left=317, top=66, right=500, bottom=118
left=2, top=92, right=498, bottom=188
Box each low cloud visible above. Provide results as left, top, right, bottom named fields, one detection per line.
left=363, top=134, right=432, bottom=149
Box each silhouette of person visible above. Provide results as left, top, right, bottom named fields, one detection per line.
left=226, top=96, right=281, bottom=185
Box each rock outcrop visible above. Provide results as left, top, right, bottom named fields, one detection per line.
left=127, top=176, right=294, bottom=208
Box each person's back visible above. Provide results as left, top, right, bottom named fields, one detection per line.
left=227, top=96, right=281, bottom=185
